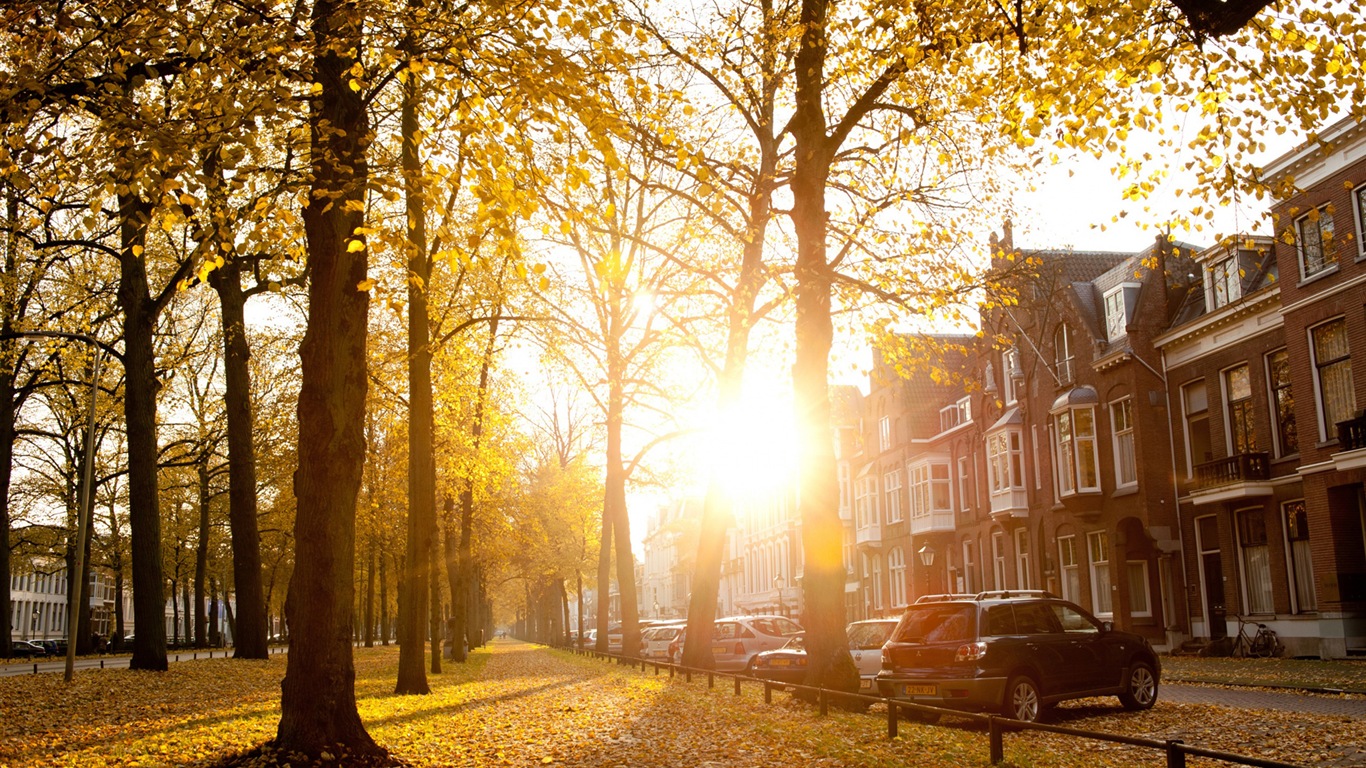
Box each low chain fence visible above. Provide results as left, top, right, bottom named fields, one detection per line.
left=566, top=645, right=1301, bottom=768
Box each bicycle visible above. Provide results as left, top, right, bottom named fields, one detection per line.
left=1231, top=615, right=1283, bottom=658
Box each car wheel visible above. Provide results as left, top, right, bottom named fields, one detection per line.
left=743, top=656, right=758, bottom=676
left=1119, top=661, right=1158, bottom=711
left=1002, top=675, right=1044, bottom=723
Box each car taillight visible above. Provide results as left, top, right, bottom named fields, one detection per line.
left=954, top=642, right=987, bottom=662
left=734, top=642, right=745, bottom=655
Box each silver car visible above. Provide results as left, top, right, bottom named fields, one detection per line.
left=642, top=624, right=686, bottom=662
left=846, top=619, right=899, bottom=692
left=710, top=615, right=803, bottom=672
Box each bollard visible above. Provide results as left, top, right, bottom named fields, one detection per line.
left=33, top=664, right=38, bottom=675
left=686, top=668, right=692, bottom=683
left=764, top=680, right=772, bottom=704
left=654, top=663, right=659, bottom=676
left=988, top=717, right=1004, bottom=764
left=100, top=659, right=104, bottom=669
left=887, top=701, right=898, bottom=739
left=708, top=671, right=714, bottom=689
left=1165, top=740, right=1187, bottom=768
left=734, top=675, right=741, bottom=696
left=819, top=689, right=828, bottom=717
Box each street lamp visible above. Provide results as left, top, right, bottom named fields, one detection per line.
left=0, top=331, right=103, bottom=683
left=773, top=576, right=784, bottom=617
left=918, top=544, right=936, bottom=566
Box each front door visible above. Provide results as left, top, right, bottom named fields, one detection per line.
left=1197, top=515, right=1226, bottom=639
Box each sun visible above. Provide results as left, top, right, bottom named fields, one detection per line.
left=703, top=383, right=801, bottom=505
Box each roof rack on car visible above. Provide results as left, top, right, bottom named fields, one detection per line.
left=914, top=593, right=977, bottom=603
left=972, top=589, right=1059, bottom=601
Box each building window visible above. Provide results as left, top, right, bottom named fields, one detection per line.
left=1014, top=528, right=1031, bottom=590
left=1003, top=348, right=1020, bottom=404
left=1225, top=364, right=1256, bottom=454
left=1236, top=508, right=1274, bottom=614
left=1055, top=324, right=1074, bottom=385
left=1127, top=561, right=1152, bottom=618
left=1183, top=380, right=1212, bottom=477
left=1054, top=407, right=1099, bottom=495
left=1110, top=398, right=1136, bottom=487
left=856, top=473, right=879, bottom=530
left=986, top=430, right=1023, bottom=493
left=884, top=469, right=904, bottom=523
left=1267, top=349, right=1298, bottom=457
left=872, top=554, right=884, bottom=610
left=1295, top=204, right=1336, bottom=279
left=957, top=456, right=971, bottom=513
left=1209, top=255, right=1242, bottom=309
left=1355, top=183, right=1366, bottom=261
left=1103, top=284, right=1138, bottom=342
left=992, top=531, right=1008, bottom=590
left=1058, top=535, right=1080, bottom=603
left=888, top=547, right=907, bottom=608
left=1031, top=424, right=1042, bottom=490
left=1283, top=500, right=1317, bottom=613
left=878, top=415, right=891, bottom=452
left=1311, top=318, right=1355, bottom=441
left=1088, top=530, right=1112, bottom=616
left=909, top=461, right=950, bottom=520
left=961, top=539, right=976, bottom=593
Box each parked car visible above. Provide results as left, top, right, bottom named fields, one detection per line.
left=751, top=632, right=808, bottom=685
left=33, top=639, right=65, bottom=656
left=710, top=615, right=803, bottom=672
left=9, top=640, right=47, bottom=658
left=641, top=623, right=686, bottom=662
left=876, top=591, right=1160, bottom=723
left=846, top=618, right=899, bottom=692
left=606, top=623, right=622, bottom=654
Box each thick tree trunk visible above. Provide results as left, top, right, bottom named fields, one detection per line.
left=594, top=504, right=612, bottom=653
left=604, top=382, right=640, bottom=658
left=791, top=0, right=856, bottom=694
left=274, top=0, right=383, bottom=758
left=208, top=257, right=269, bottom=659
left=108, top=498, right=126, bottom=640
left=118, top=193, right=168, bottom=672
left=0, top=377, right=13, bottom=656
left=429, top=565, right=441, bottom=674
left=195, top=455, right=210, bottom=648
left=395, top=56, right=434, bottom=697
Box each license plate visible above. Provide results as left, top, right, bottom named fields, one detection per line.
left=859, top=679, right=873, bottom=690
left=903, top=684, right=937, bottom=697
left=770, top=658, right=791, bottom=667
left=712, top=645, right=728, bottom=655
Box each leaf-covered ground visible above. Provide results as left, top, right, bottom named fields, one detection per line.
left=0, top=640, right=1361, bottom=767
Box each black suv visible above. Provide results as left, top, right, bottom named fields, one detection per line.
left=876, top=591, right=1160, bottom=722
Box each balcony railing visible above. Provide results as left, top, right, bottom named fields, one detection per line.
left=1192, top=452, right=1269, bottom=491
left=1337, top=413, right=1366, bottom=451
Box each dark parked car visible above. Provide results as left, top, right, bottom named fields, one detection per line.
left=876, top=591, right=1160, bottom=723
left=9, top=640, right=48, bottom=658
left=751, top=632, right=808, bottom=686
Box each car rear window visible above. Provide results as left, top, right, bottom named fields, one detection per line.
left=749, top=617, right=802, bottom=637
left=893, top=604, right=975, bottom=644
left=847, top=621, right=896, bottom=649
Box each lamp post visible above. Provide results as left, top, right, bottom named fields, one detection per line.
left=773, top=576, right=784, bottom=617
left=0, top=331, right=103, bottom=683
left=918, top=544, right=936, bottom=597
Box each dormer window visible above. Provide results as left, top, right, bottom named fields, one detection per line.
left=1003, top=348, right=1021, bottom=404
left=938, top=397, right=971, bottom=433
left=1103, top=284, right=1140, bottom=342
left=1208, top=255, right=1241, bottom=310
left=1055, top=324, right=1074, bottom=385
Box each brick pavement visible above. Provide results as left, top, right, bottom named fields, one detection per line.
left=1164, top=681, right=1366, bottom=717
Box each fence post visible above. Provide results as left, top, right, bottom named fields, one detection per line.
left=887, top=702, right=898, bottom=739
left=686, top=668, right=692, bottom=683
left=669, top=664, right=675, bottom=679
left=708, top=671, right=714, bottom=689
left=1165, top=740, right=1187, bottom=768
left=764, top=681, right=773, bottom=704
left=819, top=689, right=828, bottom=717
left=734, top=676, right=741, bottom=696
left=988, top=717, right=1004, bottom=764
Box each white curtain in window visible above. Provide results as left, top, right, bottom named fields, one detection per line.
left=1291, top=539, right=1317, bottom=612
left=1243, top=545, right=1274, bottom=614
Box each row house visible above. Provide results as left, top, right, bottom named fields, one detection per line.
left=639, top=498, right=701, bottom=620
left=1258, top=116, right=1366, bottom=657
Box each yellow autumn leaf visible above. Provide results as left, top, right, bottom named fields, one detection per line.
left=347, top=239, right=366, bottom=253
left=356, top=278, right=376, bottom=291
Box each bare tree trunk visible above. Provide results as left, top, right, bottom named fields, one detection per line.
left=274, top=0, right=383, bottom=756
left=450, top=317, right=498, bottom=662
left=594, top=509, right=612, bottom=653
left=428, top=559, right=441, bottom=674
left=380, top=552, right=390, bottom=646
left=365, top=541, right=375, bottom=648
left=195, top=454, right=210, bottom=648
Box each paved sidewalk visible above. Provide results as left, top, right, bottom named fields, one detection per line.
left=1164, top=682, right=1366, bottom=717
